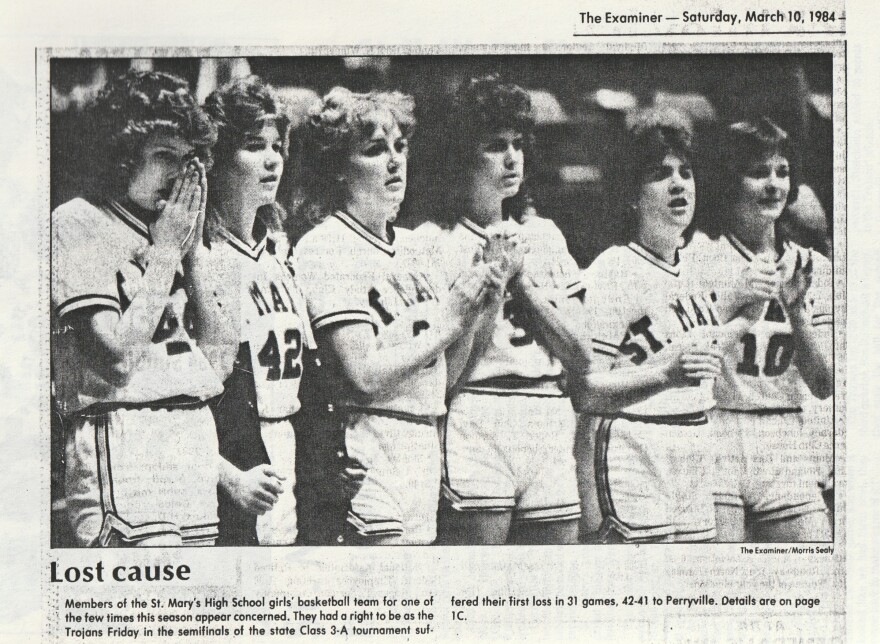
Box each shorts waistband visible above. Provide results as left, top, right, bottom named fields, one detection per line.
left=77, top=395, right=208, bottom=416
left=461, top=375, right=564, bottom=397
left=340, top=405, right=437, bottom=426
left=611, top=411, right=708, bottom=426
left=717, top=407, right=803, bottom=415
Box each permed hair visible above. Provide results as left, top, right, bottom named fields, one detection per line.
left=85, top=70, right=216, bottom=201
left=202, top=75, right=291, bottom=167
left=432, top=73, right=535, bottom=226
left=608, top=108, right=695, bottom=243
left=697, top=116, right=800, bottom=237
left=203, top=75, right=290, bottom=235
left=291, top=86, right=415, bottom=227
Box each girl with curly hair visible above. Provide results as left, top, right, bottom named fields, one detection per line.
left=52, top=70, right=223, bottom=546
left=293, top=87, right=504, bottom=544
left=687, top=117, right=833, bottom=542
left=430, top=74, right=588, bottom=545
left=186, top=75, right=315, bottom=546
left=578, top=111, right=773, bottom=543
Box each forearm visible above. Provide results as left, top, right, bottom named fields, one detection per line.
left=513, top=280, right=590, bottom=372
left=445, top=326, right=478, bottom=392
left=88, top=245, right=183, bottom=378
left=572, top=363, right=672, bottom=415
left=184, top=250, right=240, bottom=379
left=334, top=319, right=466, bottom=398
left=788, top=308, right=833, bottom=399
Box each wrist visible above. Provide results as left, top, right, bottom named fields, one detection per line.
left=786, top=303, right=810, bottom=326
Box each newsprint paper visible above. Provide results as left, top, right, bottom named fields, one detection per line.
left=2, top=0, right=879, bottom=642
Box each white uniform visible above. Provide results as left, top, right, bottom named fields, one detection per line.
left=581, top=241, right=722, bottom=542
left=296, top=211, right=447, bottom=544
left=208, top=222, right=314, bottom=546
left=435, top=216, right=581, bottom=524
left=686, top=231, right=832, bottom=523
left=52, top=198, right=223, bottom=546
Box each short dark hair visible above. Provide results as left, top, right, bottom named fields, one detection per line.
left=697, top=116, right=800, bottom=237
left=85, top=70, right=216, bottom=200
left=608, top=108, right=694, bottom=243
left=431, top=74, right=535, bottom=226
left=291, top=86, right=415, bottom=228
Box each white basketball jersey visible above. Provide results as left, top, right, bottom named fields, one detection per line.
left=580, top=242, right=722, bottom=417
left=212, top=225, right=314, bottom=419
left=296, top=211, right=447, bottom=418
left=686, top=231, right=833, bottom=410
left=434, top=216, right=580, bottom=393
left=52, top=199, right=222, bottom=414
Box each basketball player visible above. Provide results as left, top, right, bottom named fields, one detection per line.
left=578, top=111, right=765, bottom=543
left=187, top=75, right=315, bottom=545
left=429, top=75, right=588, bottom=545
left=293, top=87, right=502, bottom=544
left=689, top=117, right=833, bottom=542
left=52, top=70, right=223, bottom=546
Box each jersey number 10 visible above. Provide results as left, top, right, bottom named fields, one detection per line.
left=736, top=332, right=794, bottom=377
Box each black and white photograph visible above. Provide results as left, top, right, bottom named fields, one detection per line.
left=48, top=51, right=838, bottom=549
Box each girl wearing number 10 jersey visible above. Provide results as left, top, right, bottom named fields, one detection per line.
left=688, top=118, right=833, bottom=542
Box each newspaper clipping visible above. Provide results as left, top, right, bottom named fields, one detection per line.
left=5, top=0, right=869, bottom=640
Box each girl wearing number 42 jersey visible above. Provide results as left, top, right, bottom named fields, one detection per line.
left=294, top=88, right=502, bottom=544
left=687, top=118, right=833, bottom=542
left=188, top=76, right=316, bottom=546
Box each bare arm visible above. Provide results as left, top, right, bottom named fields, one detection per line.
left=781, top=251, right=833, bottom=400
left=323, top=265, right=493, bottom=398
left=73, top=166, right=204, bottom=386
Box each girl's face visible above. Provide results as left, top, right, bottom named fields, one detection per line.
left=126, top=134, right=196, bottom=213
left=342, top=110, right=408, bottom=221
left=468, top=128, right=524, bottom=208
left=213, top=122, right=284, bottom=209
left=635, top=152, right=696, bottom=234
left=731, top=152, right=790, bottom=227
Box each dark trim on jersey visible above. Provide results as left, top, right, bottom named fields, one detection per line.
left=458, top=216, right=489, bottom=241
left=215, top=214, right=268, bottom=261
left=813, top=313, right=832, bottom=326
left=77, top=395, right=206, bottom=417
left=611, top=410, right=708, bottom=426
left=340, top=406, right=437, bottom=426
left=104, top=200, right=151, bottom=240
left=56, top=293, right=121, bottom=319
left=626, top=241, right=680, bottom=276
left=591, top=338, right=619, bottom=358
left=726, top=233, right=789, bottom=262
left=717, top=407, right=802, bottom=415
left=333, top=210, right=395, bottom=256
